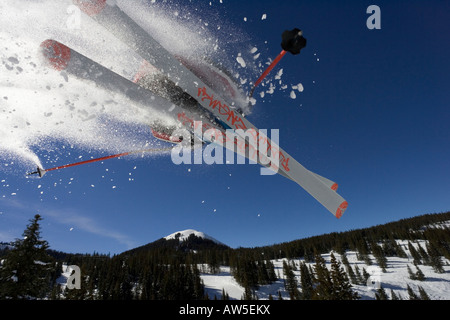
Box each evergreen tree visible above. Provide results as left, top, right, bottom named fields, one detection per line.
left=407, top=242, right=421, bottom=265
left=207, top=251, right=220, bottom=274
left=354, top=265, right=364, bottom=285
left=341, top=254, right=357, bottom=284
left=426, top=242, right=445, bottom=273
left=418, top=286, right=430, bottom=300
left=282, top=260, right=300, bottom=300
left=311, top=254, right=333, bottom=300
left=415, top=265, right=425, bottom=281
left=390, top=289, right=400, bottom=300
left=407, top=285, right=419, bottom=300
left=329, top=253, right=359, bottom=300
left=277, top=290, right=283, bottom=300
left=242, top=285, right=254, bottom=300
left=266, top=261, right=277, bottom=283
left=407, top=265, right=417, bottom=280
left=375, top=286, right=388, bottom=300
left=221, top=288, right=229, bottom=300
left=356, top=240, right=372, bottom=265
left=299, top=262, right=313, bottom=300
left=362, top=268, right=371, bottom=284
left=417, top=243, right=430, bottom=265
left=256, top=260, right=270, bottom=285
left=394, top=241, right=408, bottom=259
left=0, top=215, right=54, bottom=299
left=371, top=242, right=388, bottom=272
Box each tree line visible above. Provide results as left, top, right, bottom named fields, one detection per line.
left=1, top=211, right=449, bottom=300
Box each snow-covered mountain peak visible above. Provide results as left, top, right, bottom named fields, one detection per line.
left=164, top=229, right=225, bottom=246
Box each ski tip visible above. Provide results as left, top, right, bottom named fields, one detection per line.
left=40, top=40, right=71, bottom=71
left=73, top=0, right=107, bottom=16
left=335, top=201, right=348, bottom=219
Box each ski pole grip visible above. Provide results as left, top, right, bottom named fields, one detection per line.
left=281, top=28, right=307, bottom=55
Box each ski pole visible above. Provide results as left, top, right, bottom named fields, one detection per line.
left=250, top=50, right=287, bottom=98
left=249, top=28, right=307, bottom=98
left=27, top=147, right=171, bottom=178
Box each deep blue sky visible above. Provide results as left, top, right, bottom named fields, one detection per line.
left=1, top=0, right=450, bottom=254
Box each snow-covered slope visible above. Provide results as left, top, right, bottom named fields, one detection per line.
left=200, top=243, right=450, bottom=300
left=164, top=229, right=226, bottom=246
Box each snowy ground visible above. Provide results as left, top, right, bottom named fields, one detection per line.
left=53, top=238, right=450, bottom=300
left=201, top=241, right=450, bottom=300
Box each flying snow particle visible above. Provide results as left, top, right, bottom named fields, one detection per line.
left=236, top=55, right=246, bottom=68
left=266, top=83, right=276, bottom=94
left=275, top=68, right=283, bottom=80
left=290, top=91, right=297, bottom=99
left=292, top=83, right=304, bottom=93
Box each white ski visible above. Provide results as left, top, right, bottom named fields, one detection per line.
left=71, top=0, right=348, bottom=218
left=39, top=39, right=284, bottom=173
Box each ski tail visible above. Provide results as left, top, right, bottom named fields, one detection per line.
left=309, top=171, right=339, bottom=191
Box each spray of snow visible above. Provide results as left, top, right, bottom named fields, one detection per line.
left=0, top=0, right=256, bottom=174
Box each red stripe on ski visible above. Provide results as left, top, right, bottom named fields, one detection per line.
left=73, top=0, right=107, bottom=16
left=151, top=128, right=183, bottom=143
left=336, top=201, right=348, bottom=219
left=40, top=40, right=71, bottom=71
